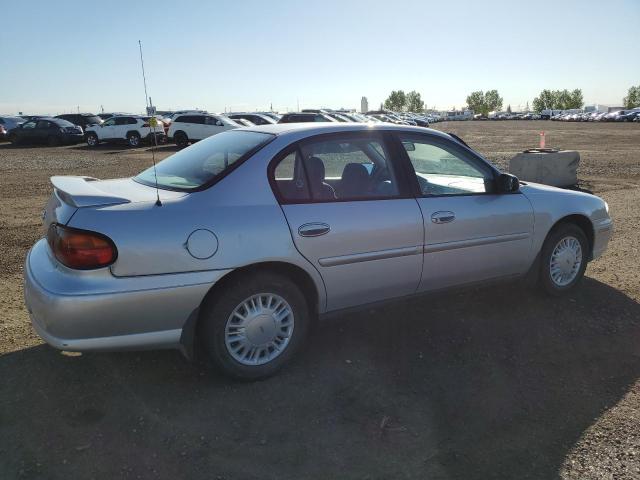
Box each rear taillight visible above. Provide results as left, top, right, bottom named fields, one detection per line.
left=47, top=224, right=117, bottom=270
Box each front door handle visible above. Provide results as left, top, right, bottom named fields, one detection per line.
left=431, top=211, right=455, bottom=224
left=298, top=222, right=330, bottom=237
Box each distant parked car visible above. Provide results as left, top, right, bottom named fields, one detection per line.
left=278, top=112, right=337, bottom=123
left=232, top=118, right=255, bottom=127
left=0, top=116, right=27, bottom=133
left=8, top=117, right=83, bottom=146
left=85, top=115, right=165, bottom=148
left=228, top=113, right=277, bottom=125
left=55, top=113, right=102, bottom=131
left=167, top=113, right=240, bottom=148
left=98, top=112, right=130, bottom=121
left=617, top=110, right=640, bottom=122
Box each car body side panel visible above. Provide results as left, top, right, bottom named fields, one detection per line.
left=417, top=193, right=535, bottom=291
left=520, top=182, right=611, bottom=259
left=281, top=199, right=424, bottom=311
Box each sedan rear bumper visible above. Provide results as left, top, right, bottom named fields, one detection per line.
left=24, top=239, right=230, bottom=352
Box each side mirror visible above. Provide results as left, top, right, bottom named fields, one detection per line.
left=496, top=173, right=519, bottom=193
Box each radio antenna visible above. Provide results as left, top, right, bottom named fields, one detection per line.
left=138, top=40, right=161, bottom=206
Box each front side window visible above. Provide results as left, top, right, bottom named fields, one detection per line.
left=36, top=120, right=50, bottom=129
left=135, top=130, right=273, bottom=191
left=103, top=118, right=116, bottom=126
left=271, top=134, right=400, bottom=203
left=22, top=121, right=36, bottom=129
left=398, top=134, right=494, bottom=195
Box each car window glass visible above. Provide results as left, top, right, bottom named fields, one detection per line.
left=115, top=117, right=129, bottom=126
left=127, top=117, right=138, bottom=125
left=22, top=121, right=36, bottom=129
left=295, top=135, right=399, bottom=201
left=399, top=134, right=492, bottom=195
left=135, top=130, right=273, bottom=190
left=273, top=149, right=310, bottom=202
left=36, top=120, right=50, bottom=129
left=103, top=118, right=116, bottom=126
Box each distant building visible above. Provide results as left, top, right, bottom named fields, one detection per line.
left=360, top=97, right=368, bottom=113
left=584, top=104, right=608, bottom=113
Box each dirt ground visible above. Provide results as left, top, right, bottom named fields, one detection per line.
left=1, top=121, right=639, bottom=480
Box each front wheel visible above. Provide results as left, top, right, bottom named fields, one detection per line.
left=538, top=223, right=589, bottom=295
left=127, top=132, right=141, bottom=148
left=86, top=133, right=99, bottom=147
left=199, top=272, right=310, bottom=380
left=174, top=131, right=188, bottom=148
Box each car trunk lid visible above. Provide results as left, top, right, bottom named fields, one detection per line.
left=43, top=176, right=186, bottom=229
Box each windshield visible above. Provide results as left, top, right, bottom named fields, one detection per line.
left=134, top=130, right=274, bottom=191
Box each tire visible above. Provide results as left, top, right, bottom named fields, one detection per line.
left=174, top=131, right=188, bottom=148
left=199, top=271, right=310, bottom=380
left=86, top=133, right=99, bottom=147
left=538, top=223, right=589, bottom=296
left=127, top=131, right=141, bottom=148
left=47, top=136, right=59, bottom=147
left=8, top=133, right=19, bottom=145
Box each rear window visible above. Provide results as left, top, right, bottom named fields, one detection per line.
left=53, top=119, right=75, bottom=127
left=134, top=130, right=274, bottom=191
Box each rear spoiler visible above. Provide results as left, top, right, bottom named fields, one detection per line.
left=51, top=176, right=131, bottom=208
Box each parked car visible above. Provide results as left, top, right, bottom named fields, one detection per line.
left=278, top=112, right=337, bottom=123
left=232, top=118, right=255, bottom=127
left=617, top=110, right=640, bottom=122
left=85, top=115, right=165, bottom=147
left=0, top=124, right=7, bottom=140
left=167, top=113, right=240, bottom=148
left=0, top=116, right=27, bottom=133
left=228, top=113, right=277, bottom=125
left=24, top=123, right=613, bottom=379
left=8, top=117, right=83, bottom=146
left=55, top=113, right=103, bottom=131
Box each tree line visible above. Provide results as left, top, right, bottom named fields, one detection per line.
left=382, top=84, right=640, bottom=113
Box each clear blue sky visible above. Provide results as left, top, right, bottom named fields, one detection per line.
left=2, top=0, right=639, bottom=115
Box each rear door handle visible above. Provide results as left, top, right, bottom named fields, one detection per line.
left=298, top=223, right=330, bottom=237
left=431, top=211, right=455, bottom=224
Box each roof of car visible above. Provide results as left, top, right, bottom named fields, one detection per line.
left=240, top=122, right=454, bottom=140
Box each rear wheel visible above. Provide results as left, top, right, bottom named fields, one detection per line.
left=538, top=223, right=589, bottom=295
left=8, top=133, right=19, bottom=145
left=174, top=131, right=188, bottom=148
left=86, top=133, right=99, bottom=147
left=127, top=131, right=141, bottom=148
left=199, top=272, right=310, bottom=380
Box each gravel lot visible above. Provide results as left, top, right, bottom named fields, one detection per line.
left=1, top=121, right=639, bottom=479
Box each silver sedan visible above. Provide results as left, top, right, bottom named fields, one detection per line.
left=24, top=123, right=613, bottom=379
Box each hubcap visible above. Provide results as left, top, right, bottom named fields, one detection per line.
left=130, top=135, right=139, bottom=146
left=549, top=236, right=582, bottom=286
left=88, top=136, right=96, bottom=145
left=224, top=293, right=294, bottom=366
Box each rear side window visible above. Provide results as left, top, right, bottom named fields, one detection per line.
left=135, top=130, right=274, bottom=191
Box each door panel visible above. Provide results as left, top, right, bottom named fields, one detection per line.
left=394, top=131, right=535, bottom=292
left=417, top=194, right=534, bottom=291
left=282, top=200, right=423, bottom=311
